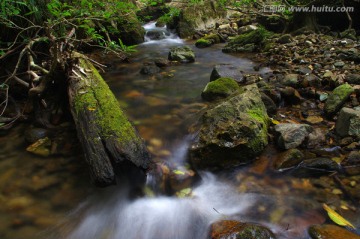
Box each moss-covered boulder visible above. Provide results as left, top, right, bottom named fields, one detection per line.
left=324, top=83, right=354, bottom=116
left=190, top=84, right=269, bottom=169
left=168, top=0, right=227, bottom=38
left=201, top=77, right=241, bottom=101
left=210, top=220, right=276, bottom=239
left=168, top=46, right=195, bottom=63
left=195, top=34, right=221, bottom=48
left=223, top=28, right=271, bottom=53
left=116, top=12, right=145, bottom=45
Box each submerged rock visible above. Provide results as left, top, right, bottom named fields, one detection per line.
left=190, top=84, right=269, bottom=169
left=335, top=107, right=360, bottom=137
left=210, top=64, right=245, bottom=83
left=210, top=220, right=276, bottom=239
left=324, top=84, right=354, bottom=116
left=274, top=123, right=313, bottom=149
left=168, top=46, right=195, bottom=63
left=273, top=148, right=304, bottom=170
left=308, top=224, right=360, bottom=239
left=201, top=77, right=241, bottom=101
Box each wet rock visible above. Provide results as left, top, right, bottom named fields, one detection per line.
left=339, top=28, right=357, bottom=41
left=342, top=151, right=360, bottom=175
left=210, top=220, right=276, bottom=239
left=324, top=84, right=354, bottom=116
left=260, top=93, right=277, bottom=116
left=276, top=34, right=292, bottom=44
left=282, top=74, right=299, bottom=88
left=298, top=157, right=339, bottom=173
left=24, top=128, right=49, bottom=143
left=307, top=128, right=326, bottom=148
left=337, top=48, right=360, bottom=63
left=210, top=64, right=245, bottom=83
left=304, top=74, right=322, bottom=88
left=140, top=63, right=161, bottom=75
left=201, top=77, right=241, bottom=101
left=238, top=25, right=258, bottom=34
left=273, top=148, right=304, bottom=170
left=346, top=74, right=360, bottom=85
left=145, top=29, right=168, bottom=40
left=168, top=46, right=195, bottom=63
left=279, top=87, right=301, bottom=105
left=274, top=123, right=313, bottom=149
left=154, top=58, right=170, bottom=67
left=309, top=224, right=360, bottom=239
left=335, top=107, right=360, bottom=137
left=297, top=66, right=312, bottom=75
left=333, top=61, right=345, bottom=68
left=191, top=84, right=269, bottom=169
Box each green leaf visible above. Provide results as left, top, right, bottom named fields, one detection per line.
left=173, top=169, right=185, bottom=175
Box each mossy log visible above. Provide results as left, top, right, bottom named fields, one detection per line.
left=68, top=53, right=151, bottom=187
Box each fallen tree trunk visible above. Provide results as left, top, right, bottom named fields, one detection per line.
left=67, top=52, right=151, bottom=187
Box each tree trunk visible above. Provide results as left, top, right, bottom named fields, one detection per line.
left=67, top=53, right=151, bottom=187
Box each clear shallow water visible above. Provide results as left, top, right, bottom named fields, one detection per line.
left=1, top=23, right=359, bottom=239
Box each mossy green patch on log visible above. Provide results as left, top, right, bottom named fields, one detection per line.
left=74, top=58, right=140, bottom=144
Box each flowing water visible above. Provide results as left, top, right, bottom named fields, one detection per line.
left=0, top=22, right=359, bottom=239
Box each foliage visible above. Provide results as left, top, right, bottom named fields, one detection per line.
left=157, top=7, right=180, bottom=25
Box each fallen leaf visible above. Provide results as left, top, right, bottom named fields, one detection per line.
left=323, top=203, right=355, bottom=229
left=87, top=107, right=96, bottom=111
left=271, top=118, right=280, bottom=125
left=173, top=169, right=185, bottom=175
left=306, top=116, right=323, bottom=124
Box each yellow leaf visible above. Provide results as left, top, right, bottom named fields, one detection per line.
left=172, top=169, right=185, bottom=175
left=88, top=107, right=96, bottom=111
left=271, top=118, right=280, bottom=125
left=323, top=203, right=355, bottom=229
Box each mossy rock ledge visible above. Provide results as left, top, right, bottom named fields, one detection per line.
left=68, top=53, right=151, bottom=187
left=190, top=84, right=269, bottom=169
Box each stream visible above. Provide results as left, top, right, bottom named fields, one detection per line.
left=0, top=22, right=358, bottom=239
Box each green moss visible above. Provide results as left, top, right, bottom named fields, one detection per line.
left=246, top=106, right=269, bottom=152
left=195, top=38, right=212, bottom=48
left=325, top=83, right=354, bottom=115
left=201, top=77, right=241, bottom=101
left=74, top=58, right=139, bottom=144
left=232, top=27, right=271, bottom=45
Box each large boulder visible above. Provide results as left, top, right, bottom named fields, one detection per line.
left=210, top=64, right=245, bottom=83
left=324, top=84, right=354, bottom=116
left=274, top=123, right=313, bottom=149
left=168, top=1, right=227, bottom=38
left=335, top=107, right=360, bottom=137
left=168, top=46, right=195, bottom=63
left=116, top=12, right=145, bottom=45
left=210, top=220, right=276, bottom=239
left=201, top=77, right=241, bottom=101
left=190, top=84, right=269, bottom=169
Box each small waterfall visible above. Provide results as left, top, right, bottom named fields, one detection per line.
left=143, top=21, right=183, bottom=44
left=56, top=173, right=257, bottom=239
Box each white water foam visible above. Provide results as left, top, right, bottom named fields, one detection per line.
left=59, top=173, right=256, bottom=239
